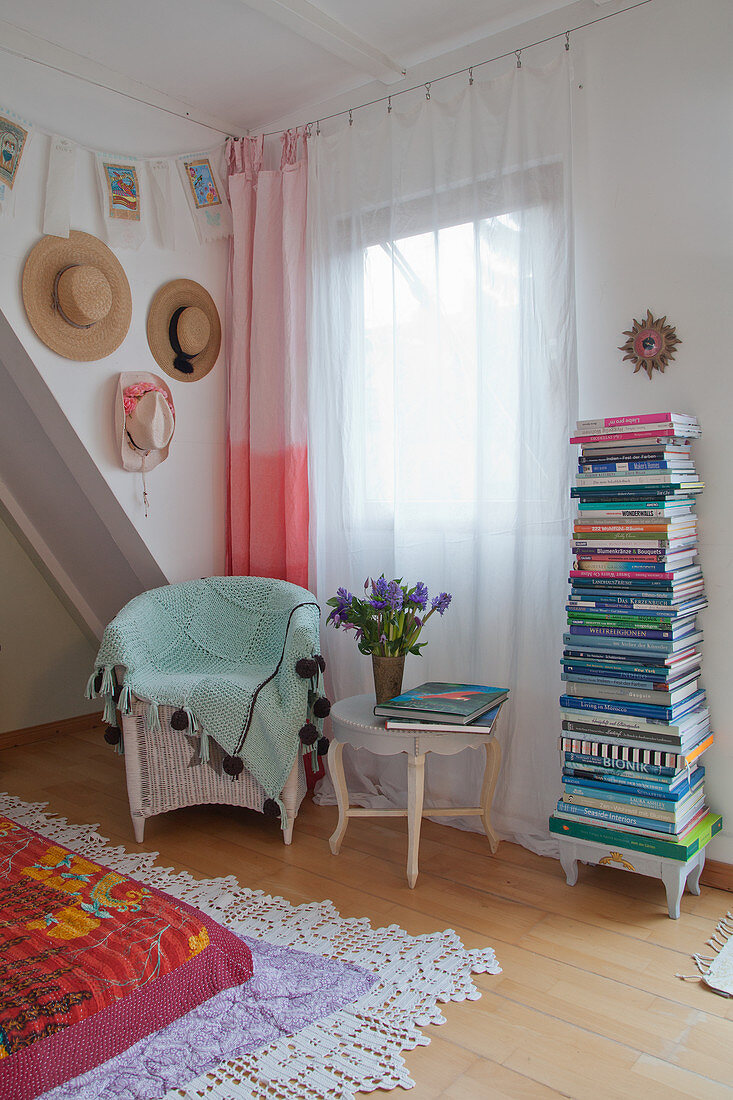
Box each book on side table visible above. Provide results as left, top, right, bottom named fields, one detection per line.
left=374, top=681, right=509, bottom=727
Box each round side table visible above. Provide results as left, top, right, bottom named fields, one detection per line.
left=327, top=692, right=504, bottom=888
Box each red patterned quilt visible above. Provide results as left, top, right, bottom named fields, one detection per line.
left=0, top=815, right=253, bottom=1100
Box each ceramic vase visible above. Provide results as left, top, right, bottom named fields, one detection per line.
left=371, top=654, right=405, bottom=705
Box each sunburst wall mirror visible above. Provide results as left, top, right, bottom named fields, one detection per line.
left=619, top=310, right=681, bottom=379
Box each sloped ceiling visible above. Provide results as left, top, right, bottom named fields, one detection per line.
left=0, top=0, right=595, bottom=133
left=0, top=310, right=167, bottom=640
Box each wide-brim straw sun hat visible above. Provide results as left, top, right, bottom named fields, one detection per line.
left=116, top=371, right=175, bottom=472
left=146, top=278, right=221, bottom=383
left=22, top=231, right=131, bottom=361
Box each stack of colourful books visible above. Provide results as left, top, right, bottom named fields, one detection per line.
left=549, top=412, right=722, bottom=860
left=374, top=681, right=509, bottom=731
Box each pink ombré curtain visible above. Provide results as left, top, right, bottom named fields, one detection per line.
left=225, top=130, right=309, bottom=587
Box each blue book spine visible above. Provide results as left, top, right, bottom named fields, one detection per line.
left=561, top=673, right=678, bottom=689
left=562, top=770, right=703, bottom=801
left=562, top=782, right=701, bottom=812
left=559, top=691, right=706, bottom=721
left=555, top=800, right=695, bottom=834
left=562, top=633, right=695, bottom=654
left=563, top=769, right=701, bottom=796
left=561, top=751, right=681, bottom=777
left=568, top=625, right=685, bottom=640
left=562, top=662, right=678, bottom=680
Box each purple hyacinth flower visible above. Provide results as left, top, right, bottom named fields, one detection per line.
left=408, top=581, right=429, bottom=610
left=387, top=580, right=404, bottom=611
left=431, top=592, right=452, bottom=616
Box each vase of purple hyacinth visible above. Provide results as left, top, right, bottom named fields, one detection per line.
left=326, top=576, right=453, bottom=705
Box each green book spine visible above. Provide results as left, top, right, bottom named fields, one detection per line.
left=549, top=812, right=722, bottom=861
left=567, top=612, right=676, bottom=627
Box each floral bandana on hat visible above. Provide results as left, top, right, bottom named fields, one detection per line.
left=116, top=371, right=175, bottom=517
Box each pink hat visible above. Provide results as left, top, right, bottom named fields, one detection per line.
left=116, top=371, right=175, bottom=472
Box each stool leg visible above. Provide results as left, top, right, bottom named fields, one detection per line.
left=687, top=851, right=705, bottom=896
left=406, top=753, right=426, bottom=889
left=661, top=862, right=686, bottom=919
left=559, top=843, right=579, bottom=886
left=328, top=742, right=349, bottom=855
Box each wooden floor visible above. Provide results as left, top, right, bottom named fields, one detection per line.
left=2, top=727, right=733, bottom=1099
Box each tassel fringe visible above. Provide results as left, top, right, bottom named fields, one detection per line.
left=146, top=701, right=161, bottom=735
left=678, top=912, right=733, bottom=991
left=102, top=695, right=117, bottom=725
left=198, top=725, right=210, bottom=765
left=117, top=681, right=132, bottom=715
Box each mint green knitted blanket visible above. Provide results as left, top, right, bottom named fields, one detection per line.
left=87, top=577, right=323, bottom=823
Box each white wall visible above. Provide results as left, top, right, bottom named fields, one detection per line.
left=0, top=53, right=230, bottom=586
left=0, top=512, right=98, bottom=733
left=571, top=0, right=733, bottom=861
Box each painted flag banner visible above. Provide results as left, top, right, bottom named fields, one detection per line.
left=177, top=147, right=232, bottom=243
left=0, top=105, right=32, bottom=217
left=95, top=153, right=146, bottom=249
left=43, top=135, right=77, bottom=237
left=147, top=158, right=175, bottom=250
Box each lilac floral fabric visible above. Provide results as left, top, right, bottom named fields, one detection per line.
left=43, top=935, right=375, bottom=1100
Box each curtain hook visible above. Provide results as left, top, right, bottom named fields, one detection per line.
left=387, top=95, right=392, bottom=114
left=515, top=50, right=522, bottom=69
left=349, top=109, right=353, bottom=126
left=425, top=82, right=432, bottom=100
left=316, top=119, right=321, bottom=135
left=468, top=67, right=474, bottom=86
left=565, top=31, right=571, bottom=51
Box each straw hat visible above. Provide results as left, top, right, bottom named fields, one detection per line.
left=116, top=372, right=175, bottom=472
left=22, top=231, right=131, bottom=361
left=146, top=279, right=221, bottom=383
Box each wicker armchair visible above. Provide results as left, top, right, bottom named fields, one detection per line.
left=88, top=577, right=326, bottom=847
left=121, top=698, right=306, bottom=845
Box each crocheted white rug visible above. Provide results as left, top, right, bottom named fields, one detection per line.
left=0, top=793, right=501, bottom=1099
left=685, top=911, right=733, bottom=997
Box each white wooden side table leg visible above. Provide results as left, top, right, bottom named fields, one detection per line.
left=328, top=741, right=349, bottom=855
left=406, top=753, right=426, bottom=889
left=480, top=739, right=502, bottom=855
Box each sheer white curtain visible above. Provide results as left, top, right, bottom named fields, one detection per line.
left=307, top=56, right=577, bottom=854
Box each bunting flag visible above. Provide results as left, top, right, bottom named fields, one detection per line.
left=147, top=159, right=175, bottom=250
left=176, top=147, right=232, bottom=243
left=43, top=135, right=77, bottom=237
left=0, top=99, right=236, bottom=247
left=95, top=153, right=146, bottom=249
left=0, top=106, right=32, bottom=217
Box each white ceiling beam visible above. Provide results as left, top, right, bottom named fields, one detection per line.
left=0, top=20, right=248, bottom=137
left=235, top=0, right=406, bottom=84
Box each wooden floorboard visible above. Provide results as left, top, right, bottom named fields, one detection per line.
left=1, top=732, right=732, bottom=1099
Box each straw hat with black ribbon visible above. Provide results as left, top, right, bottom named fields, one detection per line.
left=22, top=231, right=131, bottom=361
left=146, top=279, right=221, bottom=383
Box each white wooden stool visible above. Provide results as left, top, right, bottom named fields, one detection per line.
left=556, top=833, right=706, bottom=919
left=327, top=692, right=504, bottom=888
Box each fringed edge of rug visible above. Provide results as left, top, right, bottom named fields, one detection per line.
left=0, top=793, right=501, bottom=1100
left=677, top=910, right=733, bottom=996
